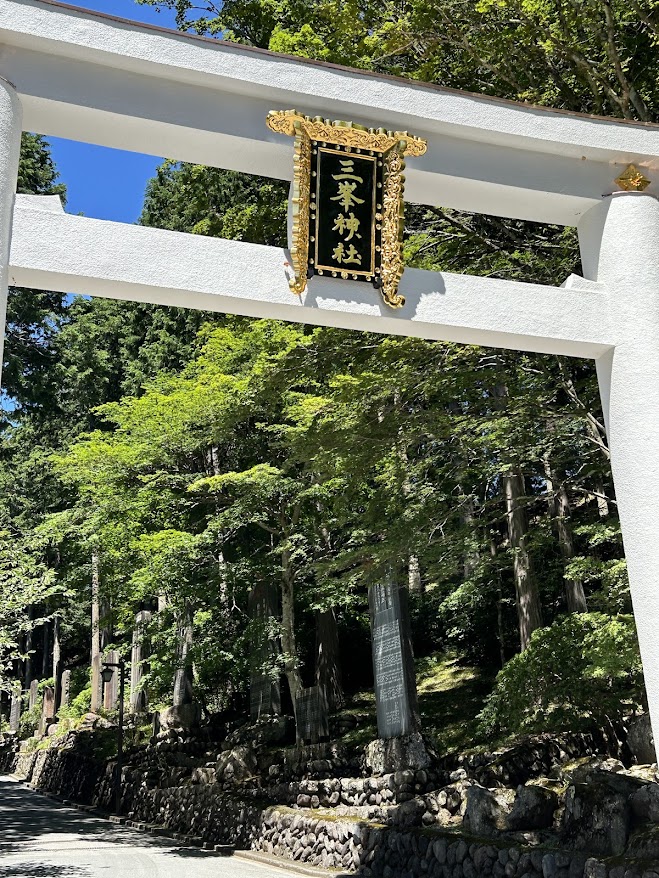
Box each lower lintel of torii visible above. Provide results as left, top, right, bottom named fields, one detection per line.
left=9, top=194, right=614, bottom=360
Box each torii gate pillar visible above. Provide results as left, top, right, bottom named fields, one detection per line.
left=580, top=192, right=659, bottom=749
left=0, top=78, right=22, bottom=372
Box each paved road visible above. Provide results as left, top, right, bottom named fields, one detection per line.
left=0, top=775, right=304, bottom=878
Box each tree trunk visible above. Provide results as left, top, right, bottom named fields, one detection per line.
left=315, top=608, right=344, bottom=712
left=490, top=534, right=506, bottom=668
left=99, top=594, right=111, bottom=653
left=90, top=549, right=102, bottom=712
left=592, top=478, right=610, bottom=518
left=543, top=456, right=588, bottom=614
left=281, top=544, right=302, bottom=714
left=407, top=554, right=423, bottom=595
left=173, top=600, right=195, bottom=706
left=461, top=493, right=479, bottom=579
left=52, top=616, right=62, bottom=711
left=503, top=467, right=543, bottom=650
left=41, top=620, right=50, bottom=678
left=23, top=605, right=34, bottom=690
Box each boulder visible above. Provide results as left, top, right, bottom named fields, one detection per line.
left=250, top=716, right=294, bottom=747
left=563, top=758, right=646, bottom=797
left=393, top=796, right=426, bottom=828
left=631, top=782, right=659, bottom=822
left=561, top=781, right=630, bottom=856
left=365, top=732, right=431, bottom=774
left=216, top=744, right=258, bottom=783
left=78, top=713, right=114, bottom=731
left=224, top=715, right=294, bottom=750
left=506, top=783, right=559, bottom=831
left=158, top=702, right=201, bottom=731
left=463, top=784, right=514, bottom=836
left=191, top=766, right=217, bottom=784
left=626, top=824, right=659, bottom=860
left=628, top=714, right=656, bottom=766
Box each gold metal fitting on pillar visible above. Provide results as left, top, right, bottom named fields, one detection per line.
left=266, top=110, right=427, bottom=309
left=615, top=164, right=651, bottom=192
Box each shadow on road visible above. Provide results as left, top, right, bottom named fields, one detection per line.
left=0, top=775, right=223, bottom=866
left=0, top=864, right=92, bottom=878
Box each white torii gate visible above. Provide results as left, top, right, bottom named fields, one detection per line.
left=2, top=0, right=659, bottom=754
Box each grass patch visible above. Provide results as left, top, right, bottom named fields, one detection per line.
left=333, top=652, right=495, bottom=757
left=416, top=653, right=495, bottom=755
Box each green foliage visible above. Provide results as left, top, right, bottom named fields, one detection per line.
left=4, top=134, right=67, bottom=410
left=0, top=528, right=62, bottom=688
left=478, top=613, right=645, bottom=739
left=1, top=0, right=645, bottom=746
left=141, top=162, right=287, bottom=246
left=58, top=685, right=92, bottom=721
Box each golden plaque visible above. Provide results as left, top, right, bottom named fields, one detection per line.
left=266, top=110, right=427, bottom=309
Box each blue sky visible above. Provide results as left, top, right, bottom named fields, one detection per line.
left=48, top=0, right=182, bottom=223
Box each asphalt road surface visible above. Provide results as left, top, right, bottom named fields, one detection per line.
left=0, top=775, right=307, bottom=878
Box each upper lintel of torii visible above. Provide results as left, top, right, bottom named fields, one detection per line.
left=3, top=0, right=659, bottom=225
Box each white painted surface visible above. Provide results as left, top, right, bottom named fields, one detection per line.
left=9, top=195, right=614, bottom=359
left=2, top=0, right=659, bottom=223
left=580, top=192, right=659, bottom=761
left=0, top=77, right=23, bottom=374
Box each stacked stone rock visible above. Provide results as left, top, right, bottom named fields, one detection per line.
left=0, top=735, right=18, bottom=773
left=5, top=719, right=659, bottom=878
left=439, top=731, right=611, bottom=789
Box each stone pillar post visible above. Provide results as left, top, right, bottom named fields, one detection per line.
left=130, top=610, right=151, bottom=714
left=579, top=191, right=659, bottom=762
left=173, top=601, right=194, bottom=707
left=9, top=687, right=21, bottom=732
left=60, top=670, right=71, bottom=709
left=0, top=77, right=22, bottom=387
left=103, top=649, right=119, bottom=711
left=28, top=679, right=38, bottom=710
left=39, top=686, right=55, bottom=735
left=53, top=615, right=62, bottom=710
left=90, top=550, right=102, bottom=712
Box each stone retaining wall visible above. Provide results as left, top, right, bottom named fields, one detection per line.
left=3, top=734, right=658, bottom=878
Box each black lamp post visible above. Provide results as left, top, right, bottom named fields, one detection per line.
left=101, top=658, right=125, bottom=814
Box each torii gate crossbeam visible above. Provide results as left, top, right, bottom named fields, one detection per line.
left=2, top=0, right=659, bottom=759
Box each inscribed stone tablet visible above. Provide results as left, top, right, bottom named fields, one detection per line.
left=370, top=581, right=412, bottom=739
left=29, top=679, right=38, bottom=710
left=9, top=691, right=21, bottom=732
left=60, top=670, right=71, bottom=708
left=295, top=685, right=329, bottom=744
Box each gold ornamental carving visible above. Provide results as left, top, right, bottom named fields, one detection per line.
left=615, top=163, right=651, bottom=192
left=379, top=147, right=406, bottom=309
left=267, top=110, right=427, bottom=158
left=289, top=122, right=312, bottom=295
left=267, top=110, right=427, bottom=308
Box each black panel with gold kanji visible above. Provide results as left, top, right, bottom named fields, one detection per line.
left=307, top=143, right=383, bottom=287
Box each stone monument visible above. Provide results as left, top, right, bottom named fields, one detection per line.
left=369, top=576, right=419, bottom=739
left=295, top=685, right=329, bottom=744
left=249, top=582, right=281, bottom=722
left=39, top=685, right=55, bottom=735
left=9, top=688, right=21, bottom=732
left=28, top=679, right=38, bottom=710
left=60, top=670, right=71, bottom=709
left=91, top=652, right=102, bottom=713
